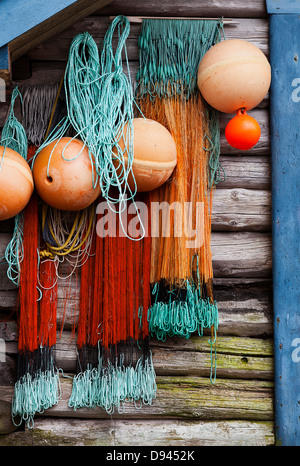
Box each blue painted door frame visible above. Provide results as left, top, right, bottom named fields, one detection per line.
left=0, top=0, right=81, bottom=48
left=266, top=0, right=300, bottom=446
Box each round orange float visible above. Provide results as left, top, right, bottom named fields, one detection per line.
left=197, top=39, right=271, bottom=114
left=225, top=109, right=261, bottom=150
left=114, top=118, right=177, bottom=192
left=33, top=137, right=101, bottom=211
left=0, top=146, right=34, bottom=221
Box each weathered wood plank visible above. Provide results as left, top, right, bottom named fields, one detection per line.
left=214, top=279, right=273, bottom=337
left=0, top=418, right=274, bottom=446
left=219, top=156, right=271, bottom=190
left=0, top=188, right=272, bottom=236
left=0, top=355, right=16, bottom=386
left=0, top=187, right=272, bottom=236
left=211, top=232, right=272, bottom=278
left=0, top=294, right=273, bottom=339
left=212, top=188, right=271, bottom=231
left=56, top=335, right=274, bottom=380
left=26, top=17, right=269, bottom=62
left=0, top=375, right=274, bottom=421
left=96, top=1, right=268, bottom=18
left=4, top=333, right=272, bottom=380
left=0, top=294, right=273, bottom=338
left=0, top=400, right=16, bottom=435
left=0, top=232, right=273, bottom=277
left=0, top=229, right=273, bottom=335
left=0, top=276, right=273, bottom=338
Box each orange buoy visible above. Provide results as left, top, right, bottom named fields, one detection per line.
left=225, top=109, right=261, bottom=150
left=33, top=137, right=101, bottom=211
left=0, top=146, right=34, bottom=221
left=114, top=118, right=177, bottom=192
left=197, top=39, right=271, bottom=114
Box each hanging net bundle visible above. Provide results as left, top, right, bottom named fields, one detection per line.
left=22, top=15, right=156, bottom=416
left=0, top=88, right=28, bottom=286
left=136, top=19, right=224, bottom=381
left=69, top=195, right=156, bottom=413
left=0, top=85, right=65, bottom=427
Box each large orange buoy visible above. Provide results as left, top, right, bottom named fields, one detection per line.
left=197, top=39, right=271, bottom=114
left=225, top=109, right=261, bottom=150
left=114, top=118, right=177, bottom=192
left=0, top=146, right=34, bottom=221
left=33, top=137, right=101, bottom=211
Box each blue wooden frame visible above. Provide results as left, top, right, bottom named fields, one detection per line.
left=266, top=0, right=300, bottom=446
left=0, top=46, right=9, bottom=71
left=0, top=0, right=81, bottom=48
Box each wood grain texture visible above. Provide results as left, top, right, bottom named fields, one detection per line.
left=0, top=418, right=274, bottom=446
left=0, top=375, right=274, bottom=421
left=211, top=232, right=272, bottom=278
left=0, top=187, right=271, bottom=237
left=3, top=332, right=273, bottom=380
left=25, top=17, right=269, bottom=62
left=0, top=278, right=273, bottom=338
left=96, top=1, right=268, bottom=18
left=212, top=188, right=271, bottom=231
left=0, top=230, right=272, bottom=286
left=219, top=156, right=271, bottom=190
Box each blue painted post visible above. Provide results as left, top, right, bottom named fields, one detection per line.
left=267, top=3, right=300, bottom=445
left=0, top=45, right=9, bottom=71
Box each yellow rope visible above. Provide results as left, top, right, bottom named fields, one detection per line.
left=39, top=69, right=95, bottom=260
left=39, top=250, right=55, bottom=260
left=41, top=204, right=95, bottom=257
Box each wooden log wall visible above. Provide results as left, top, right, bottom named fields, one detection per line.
left=0, top=0, right=274, bottom=446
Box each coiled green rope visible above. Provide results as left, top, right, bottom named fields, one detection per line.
left=33, top=16, right=145, bottom=238
left=0, top=87, right=28, bottom=286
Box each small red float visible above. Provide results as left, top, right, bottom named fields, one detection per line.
left=225, top=109, right=261, bottom=151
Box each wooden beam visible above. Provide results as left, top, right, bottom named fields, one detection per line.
left=0, top=231, right=272, bottom=280
left=9, top=0, right=113, bottom=62
left=97, top=0, right=268, bottom=18
left=0, top=376, right=274, bottom=421
left=267, top=1, right=300, bottom=446
left=3, top=332, right=273, bottom=380
left=0, top=278, right=273, bottom=338
left=110, top=16, right=239, bottom=24
left=0, top=418, right=274, bottom=446
left=25, top=17, right=270, bottom=61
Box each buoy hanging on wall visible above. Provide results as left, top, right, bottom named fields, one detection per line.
left=197, top=39, right=271, bottom=114
left=33, top=137, right=101, bottom=211
left=225, top=108, right=261, bottom=151
left=0, top=146, right=34, bottom=221
left=114, top=118, right=177, bottom=192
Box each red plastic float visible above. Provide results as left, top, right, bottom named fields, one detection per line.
left=225, top=109, right=261, bottom=151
